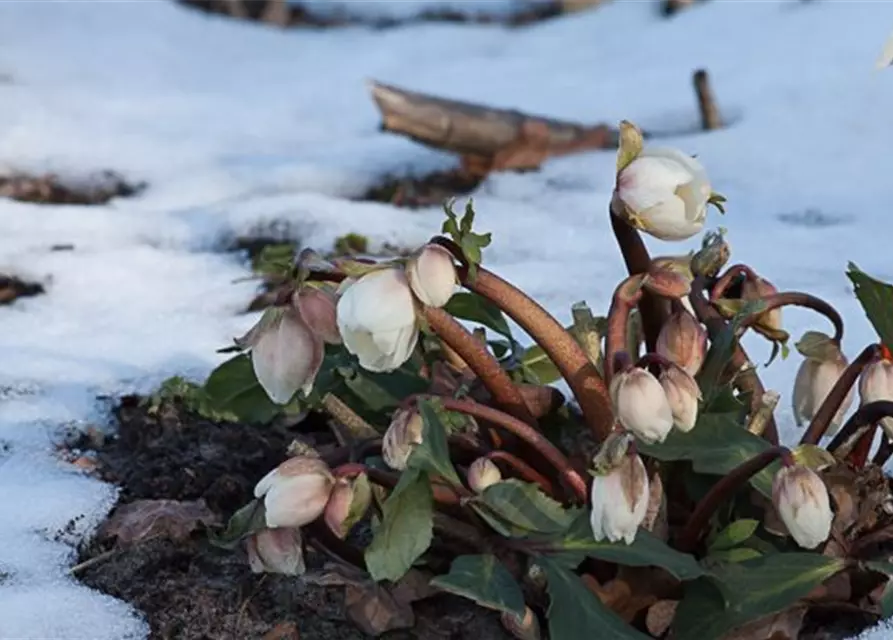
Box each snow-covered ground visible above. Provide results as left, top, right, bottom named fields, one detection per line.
left=1, top=0, right=893, bottom=637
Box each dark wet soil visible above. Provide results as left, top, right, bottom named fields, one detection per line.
left=0, top=274, right=44, bottom=305
left=75, top=396, right=508, bottom=639
left=359, top=170, right=482, bottom=209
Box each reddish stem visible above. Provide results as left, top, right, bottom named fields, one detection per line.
left=486, top=450, right=557, bottom=497
left=604, top=275, right=645, bottom=383
left=737, top=292, right=844, bottom=344
left=675, top=447, right=789, bottom=553
left=827, top=401, right=893, bottom=461
left=422, top=305, right=536, bottom=425
left=332, top=462, right=466, bottom=505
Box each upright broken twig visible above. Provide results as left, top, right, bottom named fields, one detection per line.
left=693, top=69, right=722, bottom=131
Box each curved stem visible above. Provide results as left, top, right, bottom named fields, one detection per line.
left=675, top=447, right=789, bottom=553
left=827, top=400, right=893, bottom=457
left=305, top=519, right=367, bottom=569
left=604, top=274, right=645, bottom=383
left=419, top=395, right=588, bottom=502
left=422, top=305, right=536, bottom=426
left=689, top=276, right=779, bottom=444
left=737, top=292, right=844, bottom=344
left=800, top=344, right=881, bottom=445
left=322, top=438, right=383, bottom=468
left=710, top=264, right=757, bottom=301
left=332, top=462, right=467, bottom=504
left=486, top=450, right=557, bottom=497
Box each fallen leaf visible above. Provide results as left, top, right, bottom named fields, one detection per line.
left=344, top=583, right=415, bottom=636
left=718, top=604, right=807, bottom=640
left=643, top=469, right=668, bottom=541
left=646, top=600, right=677, bottom=637
left=100, top=499, right=219, bottom=545
left=262, top=621, right=300, bottom=640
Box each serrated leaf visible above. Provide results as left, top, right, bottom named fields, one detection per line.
left=430, top=555, right=525, bottom=617
left=673, top=554, right=845, bottom=640
left=545, top=514, right=705, bottom=581
left=203, top=354, right=284, bottom=424
left=847, top=263, right=893, bottom=353
left=474, top=480, right=576, bottom=536
left=411, top=400, right=461, bottom=486
left=709, top=519, right=759, bottom=552
left=616, top=120, right=644, bottom=174
left=209, top=499, right=267, bottom=549
left=444, top=292, right=515, bottom=341
left=541, top=556, right=650, bottom=640
left=365, top=469, right=434, bottom=582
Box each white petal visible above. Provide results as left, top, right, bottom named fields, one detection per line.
left=252, top=309, right=323, bottom=404
left=617, top=155, right=691, bottom=214
left=338, top=269, right=416, bottom=333
left=264, top=473, right=332, bottom=529
left=408, top=245, right=456, bottom=308
left=254, top=467, right=279, bottom=499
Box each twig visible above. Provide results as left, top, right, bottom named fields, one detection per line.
left=69, top=547, right=125, bottom=575
left=693, top=69, right=722, bottom=131
left=322, top=393, right=380, bottom=443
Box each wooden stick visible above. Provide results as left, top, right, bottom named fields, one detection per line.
left=693, top=69, right=722, bottom=131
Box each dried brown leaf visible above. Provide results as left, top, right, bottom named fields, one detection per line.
left=643, top=468, right=668, bottom=541
left=344, top=583, right=415, bottom=636
left=719, top=604, right=807, bottom=640
left=100, top=499, right=218, bottom=545
left=646, top=600, right=678, bottom=637
left=262, top=621, right=300, bottom=640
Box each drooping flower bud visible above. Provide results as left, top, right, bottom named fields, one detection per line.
left=614, top=147, right=712, bottom=241
left=590, top=444, right=649, bottom=545
left=382, top=408, right=424, bottom=471
left=254, top=456, right=334, bottom=529
left=772, top=464, right=833, bottom=550
left=246, top=527, right=305, bottom=575
left=610, top=366, right=674, bottom=444
left=468, top=457, right=502, bottom=494
left=659, top=363, right=701, bottom=433
left=740, top=275, right=782, bottom=335
left=500, top=606, right=541, bottom=640
left=406, top=243, right=457, bottom=308
left=336, top=267, right=419, bottom=373
left=294, top=285, right=341, bottom=345
left=237, top=305, right=324, bottom=404
left=652, top=255, right=696, bottom=315
left=859, top=358, right=893, bottom=440
left=656, top=310, right=707, bottom=376
left=643, top=266, right=692, bottom=299
left=792, top=334, right=851, bottom=436
left=323, top=474, right=372, bottom=539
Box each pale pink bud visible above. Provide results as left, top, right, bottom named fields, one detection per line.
left=610, top=367, right=674, bottom=444
left=659, top=363, right=701, bottom=432
left=254, top=456, right=334, bottom=529
left=294, top=285, right=341, bottom=345
left=246, top=527, right=305, bottom=575
left=615, top=148, right=711, bottom=241
left=468, top=457, right=502, bottom=494
left=500, top=606, right=541, bottom=640
left=741, top=276, right=782, bottom=334
left=407, top=244, right=457, bottom=308
left=590, top=452, right=649, bottom=545
left=793, top=352, right=851, bottom=436
left=656, top=311, right=707, bottom=376
left=772, top=464, right=833, bottom=550
left=336, top=268, right=419, bottom=373
left=382, top=408, right=424, bottom=471
left=643, top=266, right=692, bottom=299
left=323, top=474, right=371, bottom=539
left=859, top=359, right=893, bottom=440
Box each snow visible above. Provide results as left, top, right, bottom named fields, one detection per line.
left=1, top=0, right=893, bottom=637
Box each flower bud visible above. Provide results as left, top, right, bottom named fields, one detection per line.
left=324, top=474, right=372, bottom=539
left=859, top=358, right=893, bottom=440
left=407, top=244, right=457, bottom=308
left=337, top=268, right=419, bottom=373
left=610, top=367, right=674, bottom=444
left=741, top=275, right=782, bottom=335
left=643, top=266, right=692, bottom=299
left=772, top=464, right=833, bottom=550
left=614, top=147, right=712, bottom=241
left=659, top=363, right=700, bottom=433
left=656, top=311, right=707, bottom=376
left=590, top=450, right=649, bottom=545
left=501, top=606, right=541, bottom=640
left=294, top=285, right=341, bottom=345
left=652, top=255, right=696, bottom=315
left=382, top=408, right=424, bottom=470
left=792, top=348, right=851, bottom=436
left=468, top=457, right=502, bottom=494
left=254, top=456, right=334, bottom=529
left=246, top=527, right=305, bottom=575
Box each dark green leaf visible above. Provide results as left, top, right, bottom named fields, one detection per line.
left=697, top=300, right=768, bottom=403
left=673, top=553, right=845, bottom=640
left=474, top=480, right=576, bottom=536
left=411, top=400, right=461, bottom=486
left=203, top=354, right=284, bottom=424
left=638, top=412, right=777, bottom=497
left=866, top=561, right=893, bottom=619
left=709, top=519, right=759, bottom=552
left=444, top=292, right=514, bottom=341
left=517, top=344, right=561, bottom=385
left=487, top=339, right=511, bottom=360
left=430, top=555, right=526, bottom=617
left=546, top=514, right=705, bottom=581
left=209, top=499, right=266, bottom=549
left=365, top=469, right=434, bottom=582
left=847, top=263, right=893, bottom=353
left=708, top=547, right=763, bottom=564
left=540, top=556, right=650, bottom=640
left=339, top=364, right=427, bottom=413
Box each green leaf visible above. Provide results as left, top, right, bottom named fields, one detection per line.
left=673, top=554, right=846, bottom=640
left=638, top=413, right=777, bottom=497
left=697, top=300, right=768, bottom=403
left=517, top=343, right=562, bottom=385
left=430, top=555, right=526, bottom=617
left=616, top=120, right=644, bottom=174
left=209, top=499, right=267, bottom=549
left=339, top=364, right=428, bottom=413
left=708, top=547, right=763, bottom=564
left=444, top=292, right=514, bottom=342
left=546, top=514, right=705, bottom=581
left=365, top=469, right=434, bottom=582
left=847, top=263, right=893, bottom=353
left=474, top=479, right=576, bottom=536
left=203, top=354, right=284, bottom=424
left=866, top=561, right=893, bottom=619
left=709, top=519, right=759, bottom=552
left=411, top=400, right=461, bottom=486
left=540, top=556, right=650, bottom=640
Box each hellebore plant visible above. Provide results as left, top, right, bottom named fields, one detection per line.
left=201, top=121, right=893, bottom=639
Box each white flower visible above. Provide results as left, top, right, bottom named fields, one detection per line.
left=246, top=527, right=305, bottom=575
left=382, top=408, right=424, bottom=471
left=660, top=364, right=701, bottom=433
left=793, top=353, right=852, bottom=436
left=294, top=286, right=341, bottom=345
left=337, top=268, right=419, bottom=373
left=772, top=464, right=833, bottom=550
left=407, top=244, right=457, bottom=308
left=239, top=306, right=324, bottom=405
left=610, top=367, right=674, bottom=444
left=859, top=359, right=893, bottom=440
left=254, top=456, right=334, bottom=529
left=656, top=310, right=708, bottom=377
left=468, top=457, right=502, bottom=494
left=615, top=147, right=711, bottom=241
left=590, top=453, right=649, bottom=545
